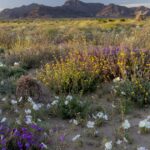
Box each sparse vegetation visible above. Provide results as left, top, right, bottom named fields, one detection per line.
left=0, top=18, right=150, bottom=150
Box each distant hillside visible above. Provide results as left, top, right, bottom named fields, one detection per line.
left=0, top=0, right=150, bottom=19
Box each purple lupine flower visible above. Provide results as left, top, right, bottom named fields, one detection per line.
left=59, top=135, right=65, bottom=142
left=31, top=124, right=43, bottom=131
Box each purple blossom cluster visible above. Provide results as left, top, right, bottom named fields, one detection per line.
left=0, top=124, right=49, bottom=150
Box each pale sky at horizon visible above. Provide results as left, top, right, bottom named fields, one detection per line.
left=0, top=0, right=150, bottom=10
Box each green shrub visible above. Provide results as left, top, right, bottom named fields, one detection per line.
left=0, top=79, right=16, bottom=95
left=0, top=65, right=26, bottom=80
left=38, top=51, right=102, bottom=94
left=9, top=67, right=26, bottom=78
left=0, top=48, right=5, bottom=53
left=50, top=95, right=89, bottom=119
left=114, top=79, right=150, bottom=107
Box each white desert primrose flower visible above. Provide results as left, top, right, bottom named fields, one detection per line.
left=93, top=112, right=108, bottom=121
left=122, top=120, right=131, bottom=129
left=14, top=62, right=20, bottom=67
left=139, top=120, right=148, bottom=128
left=113, top=77, right=121, bottom=83
left=1, top=117, right=7, bottom=123
left=25, top=115, right=32, bottom=124
left=69, top=119, right=78, bottom=125
left=37, top=118, right=42, bottom=122
left=137, top=147, right=148, bottom=150
left=139, top=119, right=150, bottom=129
left=87, top=121, right=95, bottom=128
left=40, top=142, right=48, bottom=149
left=72, top=134, right=81, bottom=141
left=116, top=139, right=122, bottom=145
left=2, top=97, right=6, bottom=102
left=121, top=91, right=126, bottom=95
left=105, top=141, right=112, bottom=150
left=0, top=62, right=5, bottom=67
left=16, top=118, right=21, bottom=125
left=64, top=100, right=69, bottom=105
left=25, top=109, right=31, bottom=114
left=66, top=95, right=73, bottom=101
left=32, top=103, right=43, bottom=111
left=11, top=100, right=18, bottom=105
left=46, top=103, right=51, bottom=109
left=0, top=80, right=4, bottom=85
left=55, top=96, right=59, bottom=100
left=51, top=100, right=59, bottom=106
left=28, top=97, right=34, bottom=104
left=18, top=97, right=23, bottom=102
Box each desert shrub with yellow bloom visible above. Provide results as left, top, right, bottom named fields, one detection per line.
left=38, top=50, right=102, bottom=93
left=38, top=47, right=149, bottom=94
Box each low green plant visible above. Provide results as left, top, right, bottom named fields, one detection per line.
left=50, top=95, right=90, bottom=119
left=115, top=79, right=150, bottom=107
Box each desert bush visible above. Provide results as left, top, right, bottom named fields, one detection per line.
left=114, top=79, right=150, bottom=107
left=16, top=76, right=41, bottom=101
left=38, top=50, right=103, bottom=94
left=5, top=47, right=62, bottom=69
left=117, top=49, right=149, bottom=80
left=0, top=79, right=16, bottom=95
left=0, top=65, right=26, bottom=80
left=50, top=95, right=89, bottom=119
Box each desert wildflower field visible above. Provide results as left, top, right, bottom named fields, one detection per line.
left=0, top=18, right=150, bottom=150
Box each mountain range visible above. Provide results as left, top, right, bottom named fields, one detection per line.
left=0, top=0, right=150, bottom=19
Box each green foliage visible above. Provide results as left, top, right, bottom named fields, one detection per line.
left=115, top=79, right=150, bottom=107
left=38, top=51, right=102, bottom=94
left=50, top=95, right=90, bottom=119
left=0, top=65, right=26, bottom=80
left=0, top=79, right=16, bottom=95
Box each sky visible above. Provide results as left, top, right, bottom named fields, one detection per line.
left=0, top=0, right=150, bottom=10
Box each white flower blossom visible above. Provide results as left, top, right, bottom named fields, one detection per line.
left=14, top=62, right=20, bottom=67
left=66, top=95, right=73, bottom=101
left=25, top=109, right=31, bottom=114
left=105, top=141, right=112, bottom=150
left=65, top=100, right=69, bottom=105
left=121, top=91, right=126, bottom=95
left=38, top=118, right=42, bottom=122
left=25, top=115, right=32, bottom=124
left=33, top=103, right=43, bottom=111
left=137, top=147, right=148, bottom=150
left=28, top=97, right=34, bottom=104
left=113, top=77, right=121, bottom=83
left=1, top=117, right=7, bottom=123
left=93, top=112, right=108, bottom=121
left=122, top=120, right=131, bottom=129
left=87, top=121, right=95, bottom=128
left=18, top=97, right=23, bottom=102
left=55, top=96, right=59, bottom=100
left=16, top=118, right=21, bottom=125
left=46, top=103, right=51, bottom=109
left=70, top=119, right=78, bottom=125
left=139, top=119, right=150, bottom=129
left=11, top=100, right=17, bottom=105
left=2, top=97, right=6, bottom=102
left=116, top=139, right=122, bottom=145
left=0, top=62, right=5, bottom=67
left=51, top=100, right=59, bottom=106
left=72, top=134, right=80, bottom=141
left=123, top=137, right=128, bottom=143
left=40, top=142, right=48, bottom=149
